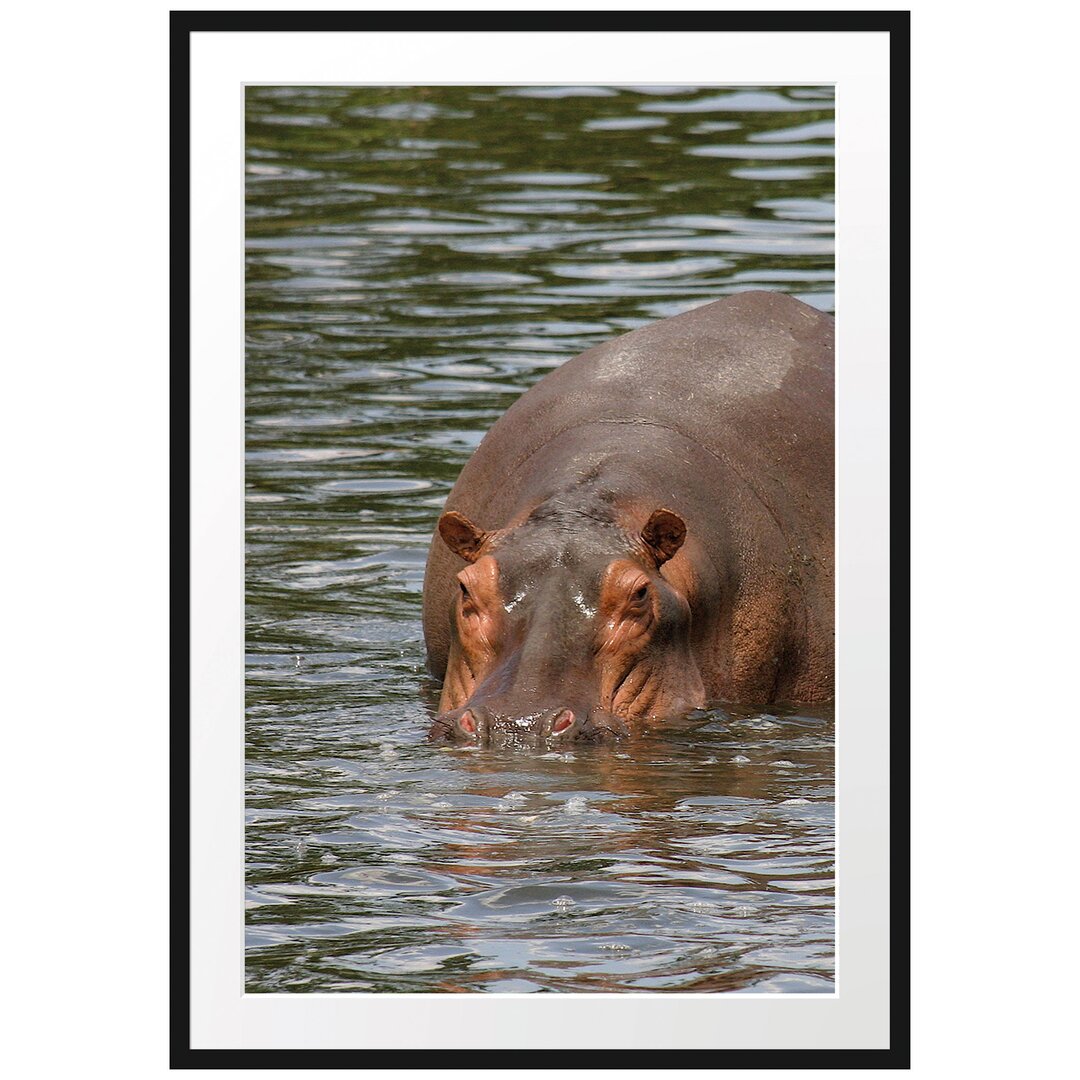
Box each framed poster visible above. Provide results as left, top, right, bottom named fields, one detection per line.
left=173, top=8, right=909, bottom=1067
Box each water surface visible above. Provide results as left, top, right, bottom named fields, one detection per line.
left=246, top=84, right=835, bottom=993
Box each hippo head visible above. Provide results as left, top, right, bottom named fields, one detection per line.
left=428, top=499, right=706, bottom=745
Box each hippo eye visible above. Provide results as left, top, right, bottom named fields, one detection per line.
left=459, top=581, right=472, bottom=603
left=631, top=583, right=649, bottom=604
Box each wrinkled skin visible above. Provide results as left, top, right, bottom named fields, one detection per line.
left=427, top=499, right=705, bottom=745
left=422, top=292, right=834, bottom=744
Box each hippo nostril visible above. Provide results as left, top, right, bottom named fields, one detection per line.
left=551, top=709, right=575, bottom=736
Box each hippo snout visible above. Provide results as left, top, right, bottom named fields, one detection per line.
left=429, top=704, right=626, bottom=745
left=427, top=705, right=489, bottom=742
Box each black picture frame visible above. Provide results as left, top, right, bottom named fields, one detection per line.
left=171, top=8, right=910, bottom=1069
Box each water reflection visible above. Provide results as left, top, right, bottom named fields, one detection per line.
left=246, top=84, right=834, bottom=993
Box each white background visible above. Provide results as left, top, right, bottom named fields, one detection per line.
left=4, top=0, right=1077, bottom=1077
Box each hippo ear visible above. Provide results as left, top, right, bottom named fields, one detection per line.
left=641, top=508, right=686, bottom=566
left=437, top=510, right=492, bottom=563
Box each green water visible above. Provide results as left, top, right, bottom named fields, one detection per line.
left=246, top=84, right=834, bottom=993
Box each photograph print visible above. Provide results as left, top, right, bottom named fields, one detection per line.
left=244, top=82, right=837, bottom=996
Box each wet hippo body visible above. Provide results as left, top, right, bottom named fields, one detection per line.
left=422, top=291, right=834, bottom=743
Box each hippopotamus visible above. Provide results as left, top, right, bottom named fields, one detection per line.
left=422, top=291, right=833, bottom=743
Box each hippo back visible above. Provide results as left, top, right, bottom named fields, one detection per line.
left=445, top=291, right=831, bottom=541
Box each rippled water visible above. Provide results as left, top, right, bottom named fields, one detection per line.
left=246, top=85, right=835, bottom=993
